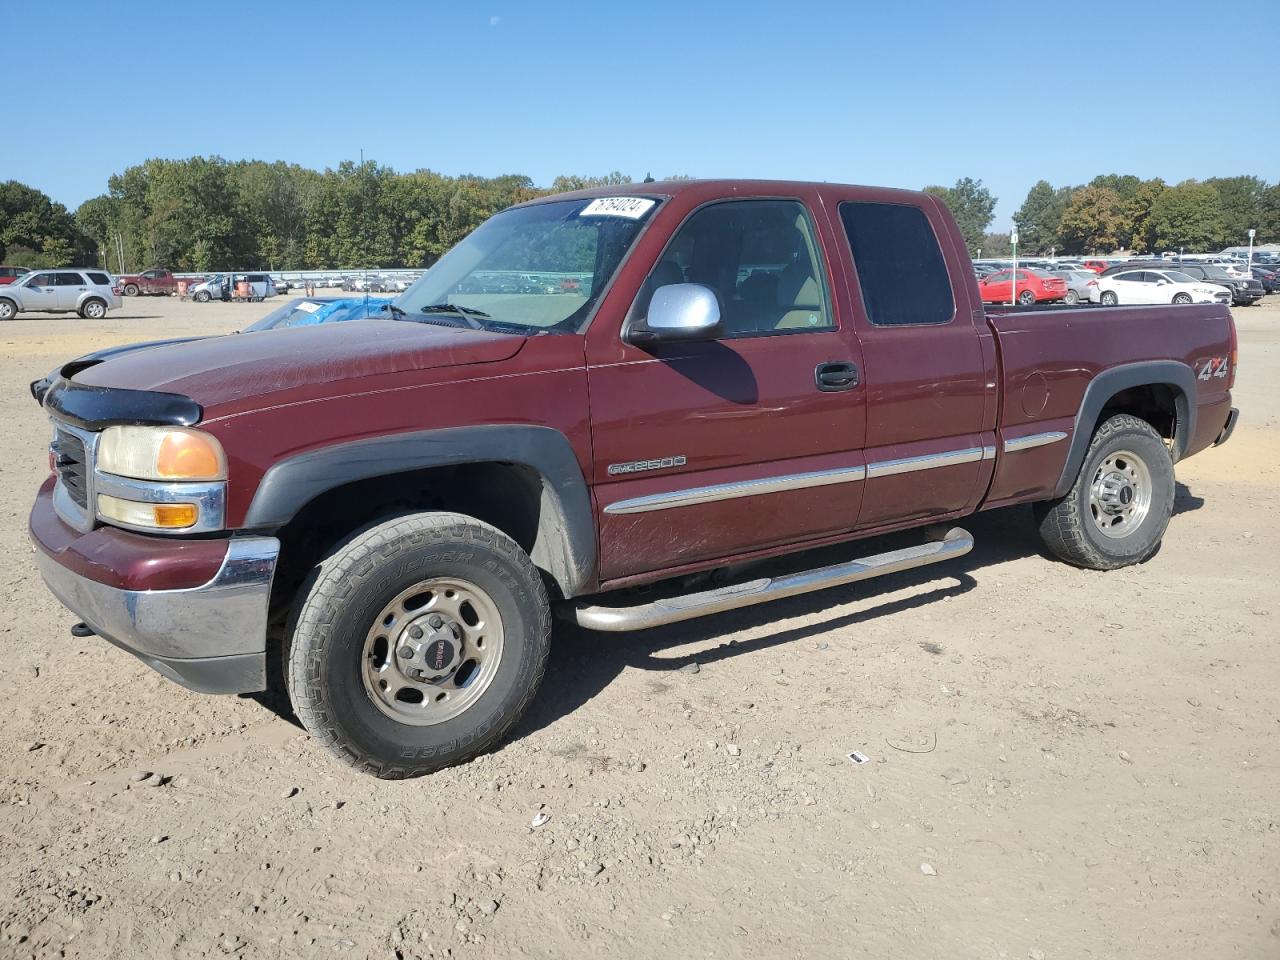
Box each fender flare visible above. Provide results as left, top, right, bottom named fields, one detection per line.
left=243, top=424, right=597, bottom=597
left=1053, top=360, right=1196, bottom=498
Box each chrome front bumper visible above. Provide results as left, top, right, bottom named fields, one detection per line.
left=35, top=536, right=279, bottom=694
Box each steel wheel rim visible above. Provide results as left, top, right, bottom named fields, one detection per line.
left=1088, top=448, right=1153, bottom=539
left=361, top=577, right=505, bottom=726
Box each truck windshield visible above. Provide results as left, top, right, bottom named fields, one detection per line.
left=394, top=196, right=659, bottom=334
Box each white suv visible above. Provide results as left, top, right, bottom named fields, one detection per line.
left=0, top=269, right=122, bottom=320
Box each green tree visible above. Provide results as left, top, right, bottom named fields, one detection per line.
left=1259, top=184, right=1280, bottom=244
left=0, top=180, right=93, bottom=266
left=1125, top=178, right=1167, bottom=253
left=1012, top=180, right=1074, bottom=254
left=923, top=177, right=996, bottom=255
left=1088, top=174, right=1143, bottom=200
left=549, top=172, right=631, bottom=192
left=1204, top=175, right=1267, bottom=248
left=1058, top=186, right=1127, bottom=254
left=1145, top=181, right=1225, bottom=253
left=980, top=232, right=1012, bottom=257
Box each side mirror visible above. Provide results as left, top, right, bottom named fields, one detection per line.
left=1156, top=279, right=1169, bottom=285
left=628, top=283, right=723, bottom=344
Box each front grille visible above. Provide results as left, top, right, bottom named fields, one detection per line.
left=52, top=430, right=89, bottom=509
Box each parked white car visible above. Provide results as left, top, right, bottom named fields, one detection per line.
left=0, top=268, right=122, bottom=320
left=1089, top=268, right=1232, bottom=306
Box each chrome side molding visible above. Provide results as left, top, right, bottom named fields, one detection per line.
left=1003, top=430, right=1067, bottom=453
left=604, top=464, right=866, bottom=516
left=865, top=446, right=989, bottom=479
left=567, top=527, right=973, bottom=632
left=604, top=443, right=997, bottom=516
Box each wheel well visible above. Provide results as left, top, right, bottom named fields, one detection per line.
left=1098, top=383, right=1181, bottom=446
left=268, top=461, right=567, bottom=623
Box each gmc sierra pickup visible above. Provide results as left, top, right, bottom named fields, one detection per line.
left=29, top=180, right=1239, bottom=778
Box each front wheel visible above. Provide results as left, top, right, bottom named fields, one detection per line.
left=1172, top=292, right=1192, bottom=305
left=1064, top=289, right=1079, bottom=305
left=194, top=290, right=210, bottom=303
left=286, top=512, right=551, bottom=778
left=123, top=283, right=139, bottom=297
left=1100, top=290, right=1119, bottom=306
left=0, top=299, right=16, bottom=321
left=1017, top=289, right=1036, bottom=305
left=1034, top=414, right=1174, bottom=570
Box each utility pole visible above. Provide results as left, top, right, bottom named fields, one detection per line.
left=1010, top=226, right=1019, bottom=306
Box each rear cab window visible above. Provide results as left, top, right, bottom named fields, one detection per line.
left=838, top=202, right=954, bottom=326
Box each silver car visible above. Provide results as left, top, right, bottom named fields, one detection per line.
left=1048, top=269, right=1098, bottom=305
left=0, top=268, right=122, bottom=320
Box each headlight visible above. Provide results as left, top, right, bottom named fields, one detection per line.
left=97, top=426, right=227, bottom=481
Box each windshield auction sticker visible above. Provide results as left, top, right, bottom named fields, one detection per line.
left=579, top=197, right=656, bottom=219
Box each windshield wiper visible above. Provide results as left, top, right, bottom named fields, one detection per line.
left=417, top=303, right=490, bottom=326
left=385, top=304, right=407, bottom=319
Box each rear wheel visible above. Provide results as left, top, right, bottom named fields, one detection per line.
left=1172, top=292, right=1192, bottom=305
left=79, top=298, right=106, bottom=319
left=286, top=512, right=551, bottom=778
left=1017, top=289, right=1036, bottom=305
left=0, top=299, right=16, bottom=321
left=1100, top=290, right=1119, bottom=306
left=1064, top=289, right=1079, bottom=305
left=1035, top=414, right=1174, bottom=570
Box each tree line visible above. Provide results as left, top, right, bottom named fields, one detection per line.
left=2, top=160, right=1278, bottom=271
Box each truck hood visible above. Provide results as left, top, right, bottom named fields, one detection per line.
left=69, top=320, right=525, bottom=412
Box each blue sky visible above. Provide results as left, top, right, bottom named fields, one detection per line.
left=8, top=0, right=1275, bottom=229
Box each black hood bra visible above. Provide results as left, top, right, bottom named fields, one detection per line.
left=31, top=338, right=208, bottom=430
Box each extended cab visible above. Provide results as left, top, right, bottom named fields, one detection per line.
left=117, top=267, right=186, bottom=296
left=28, top=180, right=1239, bottom=779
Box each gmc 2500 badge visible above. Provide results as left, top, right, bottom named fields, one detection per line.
left=607, top=456, right=688, bottom=476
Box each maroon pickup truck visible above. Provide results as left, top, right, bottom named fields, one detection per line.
left=28, top=180, right=1238, bottom=779
left=117, top=267, right=185, bottom=296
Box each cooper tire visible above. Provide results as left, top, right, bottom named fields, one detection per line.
left=0, top=299, right=16, bottom=320
left=1100, top=290, right=1119, bottom=306
left=79, top=298, right=107, bottom=319
left=285, top=512, right=551, bottom=779
left=123, top=283, right=139, bottom=297
left=1034, top=413, right=1174, bottom=571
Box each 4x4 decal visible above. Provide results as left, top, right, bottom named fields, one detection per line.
left=1197, top=357, right=1230, bottom=381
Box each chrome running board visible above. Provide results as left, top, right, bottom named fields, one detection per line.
left=567, top=527, right=973, bottom=632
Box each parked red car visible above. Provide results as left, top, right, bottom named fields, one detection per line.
left=978, top=268, right=1068, bottom=304
left=1082, top=260, right=1109, bottom=274
left=0, top=265, right=30, bottom=285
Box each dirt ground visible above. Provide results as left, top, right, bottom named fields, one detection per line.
left=0, top=294, right=1277, bottom=960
